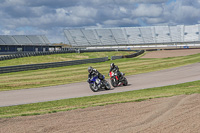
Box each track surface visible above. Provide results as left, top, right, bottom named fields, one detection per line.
left=1, top=63, right=200, bottom=107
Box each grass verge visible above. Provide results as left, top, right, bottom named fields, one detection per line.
left=0, top=51, right=135, bottom=67
left=1, top=52, right=200, bottom=91
left=0, top=80, right=200, bottom=118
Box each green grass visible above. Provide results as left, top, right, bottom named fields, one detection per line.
left=0, top=80, right=200, bottom=118
left=0, top=51, right=200, bottom=118
left=1, top=52, right=200, bottom=91
left=0, top=51, right=134, bottom=67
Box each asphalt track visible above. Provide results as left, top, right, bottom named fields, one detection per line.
left=1, top=63, right=200, bottom=107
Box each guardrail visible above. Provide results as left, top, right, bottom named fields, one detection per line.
left=0, top=57, right=108, bottom=74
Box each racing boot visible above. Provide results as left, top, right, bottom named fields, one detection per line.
left=118, top=82, right=122, bottom=86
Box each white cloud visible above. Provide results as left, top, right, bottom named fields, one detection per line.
left=69, top=6, right=97, bottom=18
left=163, top=0, right=200, bottom=24
left=3, top=0, right=26, bottom=6
left=1, top=0, right=200, bottom=43
left=145, top=18, right=165, bottom=24
left=132, top=4, right=163, bottom=17
left=119, top=7, right=127, bottom=13
left=2, top=30, right=11, bottom=35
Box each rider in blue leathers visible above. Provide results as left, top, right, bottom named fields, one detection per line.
left=87, top=66, right=103, bottom=82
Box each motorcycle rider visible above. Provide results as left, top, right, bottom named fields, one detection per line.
left=109, top=63, right=123, bottom=85
left=87, top=66, right=104, bottom=82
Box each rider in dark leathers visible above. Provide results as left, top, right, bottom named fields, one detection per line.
left=87, top=66, right=103, bottom=82
left=109, top=63, right=123, bottom=83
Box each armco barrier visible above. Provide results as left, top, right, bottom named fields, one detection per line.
left=0, top=57, right=108, bottom=74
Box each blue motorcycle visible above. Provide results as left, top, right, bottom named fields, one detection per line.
left=88, top=75, right=111, bottom=92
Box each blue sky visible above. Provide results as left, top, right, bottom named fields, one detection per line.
left=0, top=0, right=200, bottom=43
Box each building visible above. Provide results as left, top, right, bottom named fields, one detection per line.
left=0, top=35, right=60, bottom=53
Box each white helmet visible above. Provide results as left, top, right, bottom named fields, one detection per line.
left=110, top=63, right=115, bottom=69
left=88, top=66, right=93, bottom=73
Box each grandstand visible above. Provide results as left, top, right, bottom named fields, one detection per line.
left=64, top=24, right=200, bottom=48
left=0, top=35, right=58, bottom=52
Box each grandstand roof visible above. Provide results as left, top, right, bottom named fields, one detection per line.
left=0, top=35, right=51, bottom=45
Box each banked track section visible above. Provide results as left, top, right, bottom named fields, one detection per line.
left=0, top=63, right=200, bottom=107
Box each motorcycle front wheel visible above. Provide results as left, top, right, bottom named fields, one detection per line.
left=104, top=80, right=111, bottom=90
left=90, top=83, right=99, bottom=92
left=111, top=78, right=118, bottom=87
left=122, top=77, right=128, bottom=86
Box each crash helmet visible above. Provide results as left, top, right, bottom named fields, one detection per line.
left=110, top=63, right=115, bottom=69
left=88, top=66, right=93, bottom=73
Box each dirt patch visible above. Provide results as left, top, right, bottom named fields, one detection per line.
left=141, top=49, right=200, bottom=58
left=1, top=94, right=200, bottom=133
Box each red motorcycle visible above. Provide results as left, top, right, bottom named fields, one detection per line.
left=109, top=71, right=128, bottom=87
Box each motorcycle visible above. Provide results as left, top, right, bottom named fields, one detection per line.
left=109, top=71, right=128, bottom=87
left=88, top=75, right=111, bottom=92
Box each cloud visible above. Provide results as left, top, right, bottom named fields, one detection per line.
left=0, top=0, right=200, bottom=43
left=164, top=0, right=200, bottom=25
left=132, top=4, right=163, bottom=17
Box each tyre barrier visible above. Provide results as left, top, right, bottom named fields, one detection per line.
left=111, top=50, right=144, bottom=60
left=0, top=50, right=144, bottom=74
left=0, top=57, right=108, bottom=74
left=123, top=50, right=145, bottom=58
left=0, top=50, right=77, bottom=61
left=0, top=49, right=136, bottom=61
left=111, top=56, right=123, bottom=60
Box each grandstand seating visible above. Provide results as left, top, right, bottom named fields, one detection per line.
left=64, top=30, right=77, bottom=46
left=140, top=27, right=154, bottom=43
left=184, top=25, right=199, bottom=42
left=169, top=26, right=182, bottom=42
left=154, top=26, right=171, bottom=43
left=110, top=28, right=128, bottom=45
left=64, top=24, right=200, bottom=46
left=81, top=29, right=101, bottom=46
left=124, top=27, right=144, bottom=44
left=95, top=29, right=117, bottom=45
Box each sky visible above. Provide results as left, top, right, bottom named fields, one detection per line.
left=0, top=0, right=200, bottom=43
